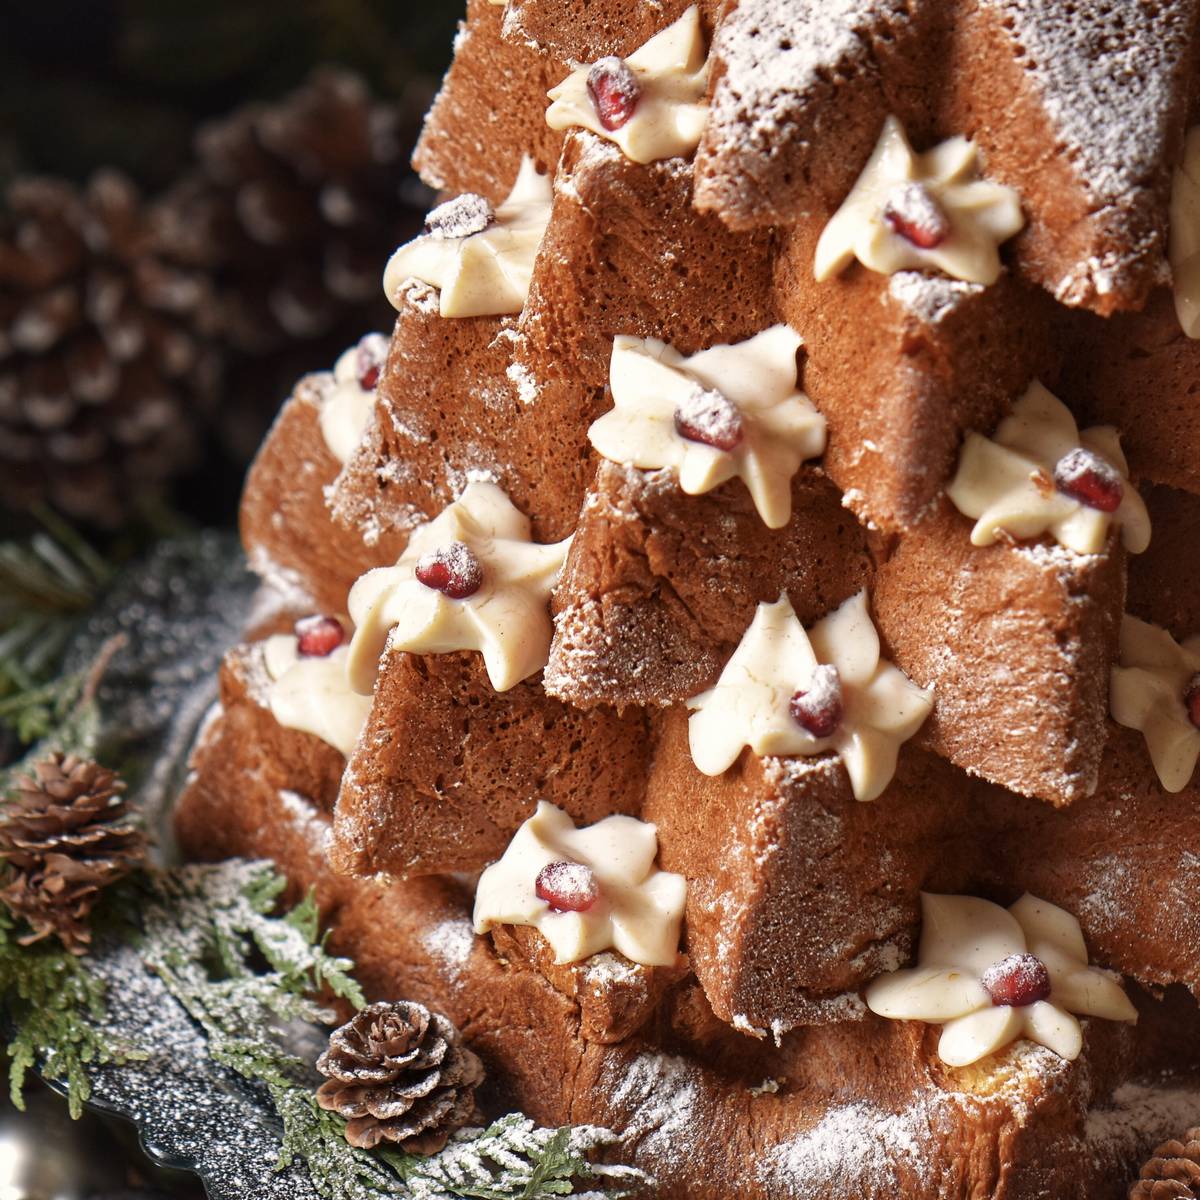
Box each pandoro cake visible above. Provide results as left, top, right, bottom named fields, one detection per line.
left=181, top=1, right=1200, bottom=1195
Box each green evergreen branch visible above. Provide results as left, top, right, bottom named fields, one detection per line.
left=0, top=905, right=145, bottom=1118
left=381, top=1116, right=645, bottom=1200
left=0, top=855, right=644, bottom=1198
left=0, top=509, right=114, bottom=750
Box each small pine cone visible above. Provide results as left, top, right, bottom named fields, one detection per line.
left=0, top=752, right=145, bottom=954
left=316, top=1000, right=485, bottom=1153
left=0, top=171, right=221, bottom=526
left=1132, top=1130, right=1200, bottom=1199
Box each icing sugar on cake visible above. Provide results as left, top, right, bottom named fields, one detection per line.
left=887, top=271, right=985, bottom=324
left=757, top=1099, right=933, bottom=1197
left=983, top=0, right=1190, bottom=208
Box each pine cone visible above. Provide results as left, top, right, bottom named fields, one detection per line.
left=154, top=67, right=427, bottom=350
left=1132, top=1130, right=1200, bottom=1199
left=0, top=170, right=221, bottom=526
left=150, top=67, right=429, bottom=465
left=0, top=752, right=145, bottom=954
left=316, top=1000, right=485, bottom=1153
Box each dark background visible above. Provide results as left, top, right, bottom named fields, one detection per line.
left=0, top=0, right=462, bottom=535
left=0, top=0, right=460, bottom=194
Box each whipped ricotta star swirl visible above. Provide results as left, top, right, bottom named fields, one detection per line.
left=345, top=482, right=571, bottom=694
left=588, top=325, right=826, bottom=529
left=473, top=801, right=687, bottom=967
left=383, top=156, right=552, bottom=319
left=546, top=6, right=709, bottom=164
left=686, top=591, right=933, bottom=802
left=866, top=893, right=1137, bottom=1067
left=815, top=115, right=1024, bottom=286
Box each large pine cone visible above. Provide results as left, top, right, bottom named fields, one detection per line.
left=1132, top=1129, right=1200, bottom=1199
left=315, top=1000, right=485, bottom=1153
left=150, top=68, right=428, bottom=464
left=154, top=67, right=425, bottom=345
left=0, top=171, right=221, bottom=526
left=0, top=752, right=144, bottom=954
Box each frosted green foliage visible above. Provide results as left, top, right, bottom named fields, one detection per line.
left=0, top=905, right=144, bottom=1117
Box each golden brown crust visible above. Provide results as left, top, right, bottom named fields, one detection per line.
left=497, top=0, right=725, bottom=63
left=411, top=0, right=568, bottom=199
left=489, top=923, right=689, bottom=1044
left=872, top=501, right=1125, bottom=806
left=1059, top=290, right=1200, bottom=499
left=546, top=462, right=875, bottom=708
left=1127, top=483, right=1200, bottom=642
left=645, top=709, right=978, bottom=1034
left=240, top=375, right=407, bottom=612
left=330, top=647, right=650, bottom=879
left=694, top=1, right=1194, bottom=315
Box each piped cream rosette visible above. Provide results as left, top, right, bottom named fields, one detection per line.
left=866, top=893, right=1137, bottom=1067
left=473, top=801, right=686, bottom=967
left=383, top=157, right=552, bottom=319
left=588, top=326, right=826, bottom=530
left=686, top=591, right=933, bottom=802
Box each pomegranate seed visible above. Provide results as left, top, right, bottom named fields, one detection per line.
left=982, top=952, right=1052, bottom=1008
left=789, top=664, right=844, bottom=739
left=295, top=615, right=345, bottom=658
left=415, top=541, right=484, bottom=600
left=535, top=860, right=600, bottom=913
left=1053, top=447, right=1124, bottom=514
left=882, top=183, right=951, bottom=250
left=1185, top=674, right=1200, bottom=730
left=355, top=333, right=388, bottom=391
left=424, top=192, right=495, bottom=240
left=673, top=386, right=745, bottom=453
left=586, top=57, right=641, bottom=132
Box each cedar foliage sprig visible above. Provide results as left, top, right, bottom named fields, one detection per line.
left=139, top=861, right=643, bottom=1200
left=382, top=1115, right=646, bottom=1200
left=0, top=851, right=644, bottom=1199
left=0, top=509, right=112, bottom=747
left=0, top=902, right=144, bottom=1117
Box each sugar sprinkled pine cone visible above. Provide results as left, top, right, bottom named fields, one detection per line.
left=316, top=1000, right=484, bottom=1153
left=0, top=753, right=144, bottom=955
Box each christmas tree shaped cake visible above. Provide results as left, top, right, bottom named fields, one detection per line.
left=179, top=1, right=1200, bottom=1194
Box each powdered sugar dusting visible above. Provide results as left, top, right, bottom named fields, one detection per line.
left=982, top=0, right=1190, bottom=207
left=757, top=1098, right=935, bottom=1197
left=1085, top=1080, right=1200, bottom=1157
left=422, top=916, right=477, bottom=979
left=424, top=191, right=495, bottom=240
left=887, top=271, right=985, bottom=324
left=506, top=359, right=541, bottom=405
left=278, top=789, right=333, bottom=852
left=605, top=1052, right=701, bottom=1165
left=697, top=0, right=917, bottom=222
